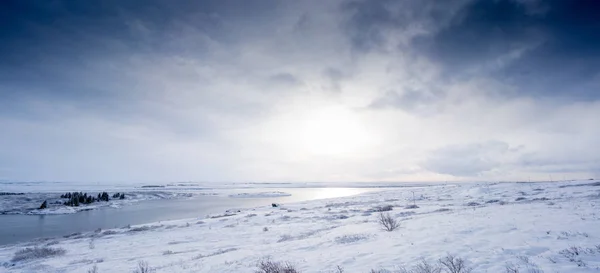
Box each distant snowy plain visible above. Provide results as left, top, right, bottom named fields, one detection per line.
left=1, top=180, right=599, bottom=272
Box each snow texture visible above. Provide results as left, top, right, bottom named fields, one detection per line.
left=1, top=180, right=600, bottom=272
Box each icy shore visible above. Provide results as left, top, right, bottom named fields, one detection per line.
left=1, top=180, right=599, bottom=272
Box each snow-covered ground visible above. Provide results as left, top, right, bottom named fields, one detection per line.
left=1, top=180, right=599, bottom=272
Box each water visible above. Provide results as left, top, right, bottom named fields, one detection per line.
left=0, top=188, right=382, bottom=245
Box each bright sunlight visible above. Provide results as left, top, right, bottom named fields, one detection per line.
left=292, top=105, right=373, bottom=157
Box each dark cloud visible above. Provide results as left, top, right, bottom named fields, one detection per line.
left=341, top=0, right=464, bottom=52
left=0, top=0, right=282, bottom=101
left=342, top=0, right=600, bottom=100
left=415, top=0, right=600, bottom=99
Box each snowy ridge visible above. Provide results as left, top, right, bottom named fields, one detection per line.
left=0, top=180, right=599, bottom=272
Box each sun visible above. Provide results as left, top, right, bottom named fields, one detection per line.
left=293, top=106, right=372, bottom=156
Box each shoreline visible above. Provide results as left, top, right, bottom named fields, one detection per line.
left=1, top=180, right=599, bottom=272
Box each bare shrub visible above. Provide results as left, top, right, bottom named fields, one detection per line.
left=377, top=256, right=474, bottom=273
left=335, top=265, right=344, bottom=273
left=11, top=247, right=67, bottom=262
left=134, top=260, right=152, bottom=273
left=414, top=259, right=441, bottom=273
left=505, top=262, right=519, bottom=273
left=87, top=264, right=98, bottom=273
left=263, top=227, right=269, bottom=232
left=371, top=205, right=393, bottom=212
left=405, top=205, right=420, bottom=209
left=378, top=212, right=400, bottom=231
left=439, top=254, right=472, bottom=273
left=256, top=258, right=300, bottom=273
left=516, top=256, right=530, bottom=265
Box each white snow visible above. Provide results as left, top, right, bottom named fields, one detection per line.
left=228, top=191, right=292, bottom=198
left=1, top=180, right=600, bottom=272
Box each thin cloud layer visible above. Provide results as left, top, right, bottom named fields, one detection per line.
left=0, top=0, right=599, bottom=183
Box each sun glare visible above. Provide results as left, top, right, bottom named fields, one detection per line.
left=294, top=106, right=372, bottom=156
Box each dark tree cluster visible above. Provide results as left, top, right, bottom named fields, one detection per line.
left=0, top=192, right=25, bottom=196
left=58, top=191, right=125, bottom=207
left=112, top=193, right=126, bottom=199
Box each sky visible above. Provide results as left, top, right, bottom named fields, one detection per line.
left=1, top=0, right=599, bottom=183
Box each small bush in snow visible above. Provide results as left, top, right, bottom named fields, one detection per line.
left=263, top=227, right=269, bottom=232
left=377, top=255, right=473, bottom=273
left=377, top=212, right=399, bottom=231
left=11, top=247, right=67, bottom=262
left=405, top=205, right=419, bottom=209
left=504, top=262, right=519, bottom=273
left=256, top=258, right=300, bottom=273
left=465, top=202, right=480, bottom=206
left=134, top=260, right=152, bottom=273
left=413, top=259, right=442, bottom=273
left=372, top=205, right=393, bottom=212
left=439, top=254, right=472, bottom=273
left=397, top=260, right=441, bottom=273
left=87, top=264, right=98, bottom=273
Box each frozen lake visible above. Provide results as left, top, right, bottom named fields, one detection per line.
left=0, top=187, right=383, bottom=245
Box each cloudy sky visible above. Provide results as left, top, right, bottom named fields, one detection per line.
left=1, top=0, right=599, bottom=183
